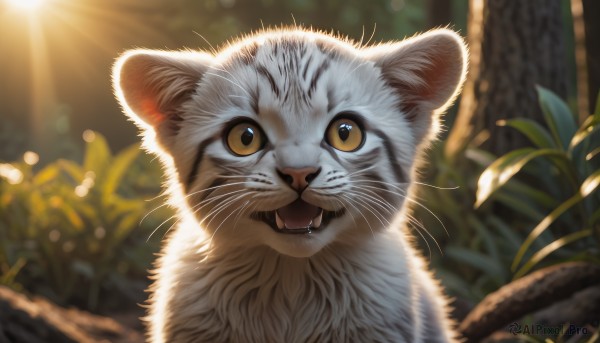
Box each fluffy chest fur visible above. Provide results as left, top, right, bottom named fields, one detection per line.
left=112, top=28, right=467, bottom=343
left=155, top=223, right=433, bottom=343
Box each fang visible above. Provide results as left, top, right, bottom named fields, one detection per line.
left=275, top=211, right=285, bottom=229
left=313, top=211, right=323, bottom=228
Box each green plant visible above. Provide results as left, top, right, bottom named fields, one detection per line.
left=414, top=88, right=600, bottom=309
left=413, top=138, right=529, bottom=302
left=413, top=88, right=599, bottom=342
left=0, top=131, right=171, bottom=310
left=475, top=87, right=600, bottom=279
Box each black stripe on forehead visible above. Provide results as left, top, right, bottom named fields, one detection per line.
left=186, top=136, right=219, bottom=190
left=370, top=128, right=407, bottom=183
left=302, top=55, right=313, bottom=81
left=308, top=59, right=330, bottom=98
left=257, top=64, right=281, bottom=98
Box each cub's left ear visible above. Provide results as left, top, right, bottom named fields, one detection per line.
left=363, top=29, right=467, bottom=139
left=112, top=50, right=212, bottom=151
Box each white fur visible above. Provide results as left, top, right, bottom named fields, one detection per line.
left=113, top=28, right=467, bottom=342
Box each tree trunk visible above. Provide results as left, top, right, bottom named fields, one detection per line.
left=459, top=262, right=600, bottom=342
left=446, top=0, right=569, bottom=158
left=583, top=0, right=600, bottom=113
left=426, top=0, right=453, bottom=29
left=572, top=0, right=588, bottom=122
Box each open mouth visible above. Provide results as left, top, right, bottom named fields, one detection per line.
left=251, top=198, right=345, bottom=234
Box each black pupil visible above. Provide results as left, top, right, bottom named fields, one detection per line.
left=241, top=128, right=254, bottom=146
left=338, top=123, right=352, bottom=141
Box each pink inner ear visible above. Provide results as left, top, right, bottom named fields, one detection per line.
left=371, top=31, right=466, bottom=122
left=141, top=98, right=166, bottom=126
left=422, top=53, right=455, bottom=102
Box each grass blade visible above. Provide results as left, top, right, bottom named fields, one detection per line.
left=514, top=229, right=593, bottom=279
left=498, top=118, right=556, bottom=149
left=476, top=148, right=572, bottom=208
left=536, top=85, right=577, bottom=151
left=512, top=170, right=600, bottom=272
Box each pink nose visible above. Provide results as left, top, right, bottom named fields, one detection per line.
left=277, top=167, right=321, bottom=191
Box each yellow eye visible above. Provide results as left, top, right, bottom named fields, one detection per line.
left=226, top=122, right=264, bottom=156
left=326, top=118, right=364, bottom=152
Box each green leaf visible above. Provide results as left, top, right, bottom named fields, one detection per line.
left=476, top=148, right=572, bottom=208
left=587, top=147, right=600, bottom=161
left=494, top=192, right=545, bottom=222
left=436, top=270, right=474, bottom=300
left=113, top=213, right=142, bottom=244
left=514, top=229, right=593, bottom=279
left=590, top=208, right=600, bottom=226
left=467, top=216, right=500, bottom=267
left=60, top=205, right=85, bottom=232
left=56, top=159, right=85, bottom=183
left=512, top=170, right=600, bottom=271
left=581, top=169, right=600, bottom=197
left=503, top=180, right=559, bottom=209
left=83, top=131, right=112, bottom=179
left=33, top=164, right=61, bottom=186
left=476, top=148, right=533, bottom=207
left=487, top=215, right=523, bottom=248
left=569, top=115, right=600, bottom=151
left=446, top=247, right=504, bottom=283
left=464, top=148, right=497, bottom=167
left=103, top=143, right=140, bottom=197
left=497, top=118, right=556, bottom=149
left=536, top=85, right=577, bottom=150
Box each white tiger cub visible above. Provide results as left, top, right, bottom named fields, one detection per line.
left=113, top=27, right=467, bottom=343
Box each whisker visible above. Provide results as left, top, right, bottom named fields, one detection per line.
left=189, top=189, right=247, bottom=213
left=232, top=199, right=253, bottom=228
left=350, top=178, right=409, bottom=191
left=406, top=213, right=442, bottom=255
left=192, top=31, right=218, bottom=55
left=347, top=182, right=448, bottom=237
left=208, top=193, right=251, bottom=246
left=147, top=214, right=178, bottom=242
left=406, top=216, right=434, bottom=259
left=329, top=197, right=356, bottom=227
left=345, top=165, right=379, bottom=178
left=200, top=193, right=248, bottom=227
left=346, top=186, right=397, bottom=214
left=140, top=201, right=172, bottom=226
left=404, top=197, right=449, bottom=237
left=347, top=192, right=391, bottom=229
left=413, top=181, right=459, bottom=190
left=204, top=71, right=251, bottom=97
left=192, top=189, right=245, bottom=220
left=144, top=191, right=169, bottom=202
left=340, top=195, right=375, bottom=237
left=187, top=181, right=248, bottom=197
left=344, top=190, right=394, bottom=218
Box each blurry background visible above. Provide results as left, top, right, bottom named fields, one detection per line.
left=1, top=1, right=599, bottom=342
left=1, top=0, right=465, bottom=161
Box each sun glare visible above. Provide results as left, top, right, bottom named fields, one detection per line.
left=5, top=0, right=44, bottom=11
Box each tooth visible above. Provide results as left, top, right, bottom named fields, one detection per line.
left=275, top=211, right=285, bottom=229
left=312, top=211, right=323, bottom=228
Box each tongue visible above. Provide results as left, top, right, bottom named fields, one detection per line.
left=277, top=199, right=321, bottom=229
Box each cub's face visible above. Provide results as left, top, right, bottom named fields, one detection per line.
left=113, top=29, right=466, bottom=257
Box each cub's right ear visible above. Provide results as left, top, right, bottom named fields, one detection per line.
left=112, top=50, right=212, bottom=150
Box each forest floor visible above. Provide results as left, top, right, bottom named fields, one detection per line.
left=0, top=286, right=143, bottom=343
